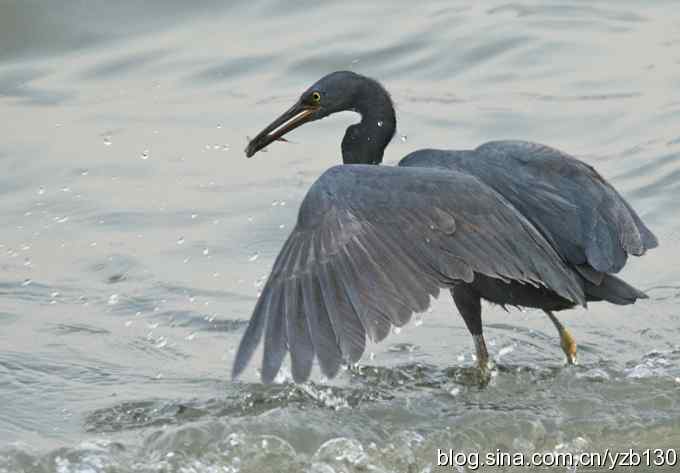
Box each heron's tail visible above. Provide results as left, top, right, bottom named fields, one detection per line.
left=584, top=274, right=648, bottom=305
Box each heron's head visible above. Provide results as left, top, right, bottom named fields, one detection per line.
left=245, top=71, right=395, bottom=162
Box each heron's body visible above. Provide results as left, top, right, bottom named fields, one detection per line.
left=233, top=71, right=657, bottom=383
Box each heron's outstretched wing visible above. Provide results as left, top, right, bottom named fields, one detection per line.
left=232, top=165, right=585, bottom=383
left=400, top=141, right=658, bottom=278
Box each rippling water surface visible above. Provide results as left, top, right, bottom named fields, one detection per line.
left=1, top=1, right=680, bottom=471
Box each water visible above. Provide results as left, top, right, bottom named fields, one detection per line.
left=1, top=0, right=680, bottom=471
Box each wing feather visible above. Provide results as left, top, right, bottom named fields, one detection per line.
left=233, top=164, right=585, bottom=382
left=318, top=262, right=366, bottom=363
left=301, top=273, right=342, bottom=378
left=285, top=278, right=315, bottom=382
left=261, top=286, right=286, bottom=383
left=400, top=140, right=658, bottom=274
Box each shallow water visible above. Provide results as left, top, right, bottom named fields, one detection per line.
left=1, top=0, right=680, bottom=471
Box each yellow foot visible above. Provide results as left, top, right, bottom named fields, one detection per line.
left=545, top=310, right=578, bottom=366
left=560, top=328, right=577, bottom=365
left=478, top=358, right=495, bottom=384
left=473, top=334, right=493, bottom=384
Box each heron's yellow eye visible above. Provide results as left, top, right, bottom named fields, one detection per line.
left=311, top=91, right=321, bottom=103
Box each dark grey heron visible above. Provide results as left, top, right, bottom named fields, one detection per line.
left=232, top=71, right=657, bottom=383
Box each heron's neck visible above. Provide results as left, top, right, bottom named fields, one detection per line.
left=341, top=80, right=396, bottom=165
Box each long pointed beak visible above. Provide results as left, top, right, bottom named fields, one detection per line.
left=245, top=101, right=319, bottom=158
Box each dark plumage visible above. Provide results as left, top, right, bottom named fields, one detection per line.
left=234, top=71, right=657, bottom=383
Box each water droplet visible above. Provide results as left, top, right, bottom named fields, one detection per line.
left=279, top=224, right=286, bottom=229
left=51, top=292, right=60, bottom=298
left=37, top=187, right=45, bottom=195
left=56, top=216, right=69, bottom=223
left=400, top=135, right=408, bottom=142
left=414, top=315, right=424, bottom=327
left=155, top=337, right=167, bottom=349
left=191, top=213, right=197, bottom=219
left=23, top=258, right=31, bottom=267
left=21, top=279, right=32, bottom=286
left=185, top=332, right=196, bottom=341
left=351, top=58, right=360, bottom=64
left=217, top=123, right=222, bottom=129
left=272, top=200, right=279, bottom=206
left=140, top=150, right=150, bottom=160
left=61, top=187, right=71, bottom=193
left=103, top=137, right=112, bottom=147
left=108, top=294, right=119, bottom=305
left=177, top=236, right=185, bottom=245
left=248, top=252, right=259, bottom=262
left=203, top=248, right=210, bottom=256
left=496, top=345, right=515, bottom=358
left=393, top=326, right=401, bottom=335
left=377, top=121, right=383, bottom=127
left=449, top=387, right=461, bottom=396
left=125, top=320, right=133, bottom=327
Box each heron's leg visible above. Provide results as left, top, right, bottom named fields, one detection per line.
left=544, top=310, right=577, bottom=365
left=451, top=285, right=490, bottom=373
